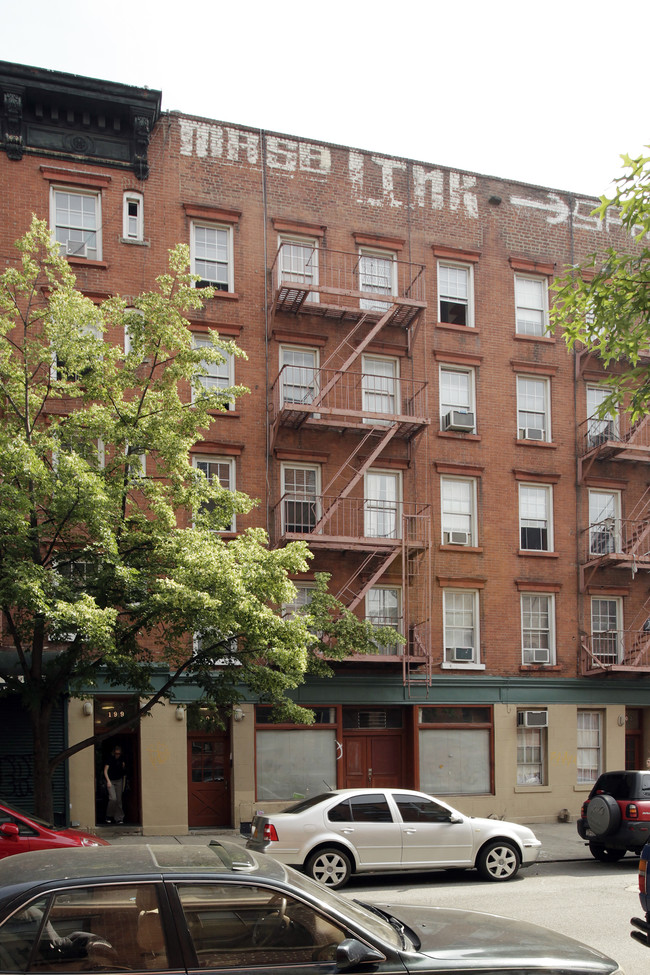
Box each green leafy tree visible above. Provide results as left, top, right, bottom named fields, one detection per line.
left=551, top=151, right=650, bottom=418
left=0, top=219, right=392, bottom=820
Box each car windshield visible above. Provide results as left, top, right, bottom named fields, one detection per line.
left=283, top=866, right=401, bottom=946
left=281, top=794, right=332, bottom=814
left=0, top=801, right=59, bottom=831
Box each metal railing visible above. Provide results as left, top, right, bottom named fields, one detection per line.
left=271, top=495, right=430, bottom=547
left=581, top=630, right=650, bottom=670
left=581, top=518, right=650, bottom=563
left=579, top=414, right=650, bottom=456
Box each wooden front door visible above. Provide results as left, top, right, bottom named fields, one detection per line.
left=187, top=732, right=231, bottom=828
left=342, top=733, right=403, bottom=789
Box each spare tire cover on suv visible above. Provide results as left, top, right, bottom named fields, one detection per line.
left=587, top=793, right=622, bottom=837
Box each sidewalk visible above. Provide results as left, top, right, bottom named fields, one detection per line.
left=98, top=820, right=593, bottom=863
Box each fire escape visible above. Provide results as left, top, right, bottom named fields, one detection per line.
left=268, top=242, right=433, bottom=685
left=577, top=404, right=650, bottom=675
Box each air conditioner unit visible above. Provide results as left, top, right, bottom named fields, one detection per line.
left=443, top=410, right=475, bottom=432
left=517, top=710, right=548, bottom=728
left=444, top=530, right=470, bottom=546
left=65, top=239, right=87, bottom=258
left=450, top=646, right=474, bottom=662
left=531, top=648, right=551, bottom=664
left=522, top=427, right=544, bottom=441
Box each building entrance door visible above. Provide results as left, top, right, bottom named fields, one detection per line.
left=342, top=733, right=403, bottom=789
left=187, top=732, right=231, bottom=827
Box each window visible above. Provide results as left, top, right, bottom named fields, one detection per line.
left=122, top=192, right=143, bottom=241
left=279, top=346, right=319, bottom=406
left=591, top=597, right=622, bottom=665
left=586, top=385, right=617, bottom=447
left=439, top=366, right=475, bottom=432
left=194, top=456, right=236, bottom=532
left=282, top=464, right=320, bottom=534
left=521, top=593, right=555, bottom=664
left=51, top=187, right=101, bottom=260
left=517, top=722, right=546, bottom=785
left=362, top=355, right=399, bottom=419
left=359, top=248, right=396, bottom=311
left=577, top=711, right=602, bottom=784
left=440, top=477, right=476, bottom=546
left=364, top=470, right=401, bottom=538
left=438, top=261, right=473, bottom=326
left=193, top=334, right=234, bottom=408
left=418, top=706, right=492, bottom=794
left=517, top=376, right=550, bottom=441
left=125, top=443, right=147, bottom=479
left=519, top=484, right=553, bottom=551
left=588, top=490, right=620, bottom=556
left=366, top=586, right=402, bottom=655
left=328, top=794, right=393, bottom=823
left=443, top=590, right=479, bottom=665
left=515, top=275, right=548, bottom=336
left=51, top=318, right=103, bottom=383
left=124, top=307, right=144, bottom=357
left=256, top=727, right=337, bottom=801
left=278, top=235, right=318, bottom=296
left=191, top=222, right=232, bottom=291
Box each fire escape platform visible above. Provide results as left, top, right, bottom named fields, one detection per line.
left=276, top=408, right=429, bottom=440
left=273, top=288, right=425, bottom=330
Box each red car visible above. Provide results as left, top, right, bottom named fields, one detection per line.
left=0, top=799, right=109, bottom=858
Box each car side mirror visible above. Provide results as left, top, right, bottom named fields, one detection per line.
left=0, top=823, right=19, bottom=838
left=336, top=938, right=384, bottom=971
left=449, top=814, right=463, bottom=824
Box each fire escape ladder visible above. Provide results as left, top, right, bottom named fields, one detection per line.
left=312, top=423, right=399, bottom=534
left=318, top=315, right=371, bottom=373
left=626, top=487, right=650, bottom=525
left=340, top=549, right=400, bottom=612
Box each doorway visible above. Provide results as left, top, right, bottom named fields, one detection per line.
left=93, top=697, right=141, bottom=826
left=341, top=707, right=406, bottom=789
left=187, top=731, right=231, bottom=827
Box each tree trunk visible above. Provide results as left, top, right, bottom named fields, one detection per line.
left=31, top=702, right=55, bottom=822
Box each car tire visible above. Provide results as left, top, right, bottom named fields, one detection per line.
left=588, top=842, right=626, bottom=862
left=306, top=848, right=352, bottom=889
left=476, top=841, right=521, bottom=881
left=586, top=794, right=621, bottom=838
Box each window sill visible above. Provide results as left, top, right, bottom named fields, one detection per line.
left=519, top=663, right=561, bottom=672
left=513, top=333, right=556, bottom=343
left=436, top=321, right=478, bottom=332
left=194, top=289, right=240, bottom=301
left=440, top=661, right=485, bottom=671
left=66, top=257, right=108, bottom=269
left=438, top=431, right=481, bottom=441
left=439, top=545, right=483, bottom=554
left=119, top=237, right=150, bottom=247
left=517, top=550, right=559, bottom=558
left=514, top=785, right=551, bottom=793
left=516, top=438, right=557, bottom=448
left=206, top=409, right=240, bottom=418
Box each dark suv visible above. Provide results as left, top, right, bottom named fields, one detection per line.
left=578, top=769, right=650, bottom=861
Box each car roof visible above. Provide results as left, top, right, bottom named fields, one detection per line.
left=0, top=842, right=284, bottom=905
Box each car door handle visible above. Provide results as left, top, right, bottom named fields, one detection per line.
left=340, top=827, right=355, bottom=834
left=402, top=828, right=417, bottom=834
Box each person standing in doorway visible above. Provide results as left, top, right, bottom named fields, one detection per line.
left=103, top=745, right=126, bottom=824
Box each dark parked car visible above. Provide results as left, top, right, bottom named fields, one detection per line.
left=0, top=800, right=108, bottom=859
left=0, top=841, right=624, bottom=974
left=631, top=839, right=650, bottom=946
left=577, top=770, right=650, bottom=861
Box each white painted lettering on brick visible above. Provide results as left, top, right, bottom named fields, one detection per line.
left=371, top=156, right=406, bottom=208
left=572, top=199, right=602, bottom=232
left=226, top=128, right=259, bottom=164
left=349, top=151, right=364, bottom=199
left=450, top=173, right=479, bottom=219
left=413, top=165, right=444, bottom=210
left=266, top=137, right=298, bottom=171
left=605, top=207, right=622, bottom=233
left=299, top=143, right=331, bottom=173
left=179, top=119, right=222, bottom=158
left=510, top=192, right=570, bottom=225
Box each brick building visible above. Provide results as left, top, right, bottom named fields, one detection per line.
left=1, top=60, right=648, bottom=834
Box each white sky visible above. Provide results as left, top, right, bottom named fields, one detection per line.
left=3, top=0, right=648, bottom=198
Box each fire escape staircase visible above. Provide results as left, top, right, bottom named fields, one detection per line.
left=580, top=486, right=650, bottom=590
left=579, top=413, right=650, bottom=482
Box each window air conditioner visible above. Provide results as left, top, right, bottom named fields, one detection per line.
left=444, top=530, right=470, bottom=545
left=517, top=710, right=548, bottom=728
left=522, top=427, right=544, bottom=441
left=443, top=410, right=475, bottom=432
left=531, top=648, right=551, bottom=664
left=65, top=239, right=87, bottom=258
left=450, top=646, right=474, bottom=662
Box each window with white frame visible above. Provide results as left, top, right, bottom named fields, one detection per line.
left=577, top=710, right=602, bottom=784
left=519, top=483, right=553, bottom=551
left=362, top=355, right=399, bottom=419
left=439, top=366, right=475, bottom=432
left=364, top=470, right=401, bottom=539
left=193, top=334, right=234, bottom=408
left=282, top=583, right=316, bottom=617
left=517, top=376, right=550, bottom=441
left=438, top=262, right=473, bottom=326
left=279, top=346, right=319, bottom=406
left=278, top=236, right=318, bottom=297
left=517, top=722, right=546, bottom=785
left=123, top=307, right=144, bottom=357
left=588, top=489, right=620, bottom=556
left=191, top=222, right=232, bottom=291
left=51, top=317, right=103, bottom=383
left=515, top=275, right=548, bottom=336
left=521, top=593, right=555, bottom=664
left=281, top=464, right=320, bottom=534
left=444, top=589, right=479, bottom=665
left=441, top=477, right=476, bottom=546
left=51, top=187, right=101, bottom=260
left=359, top=248, right=396, bottom=311
left=122, top=192, right=143, bottom=241
left=193, top=456, right=236, bottom=532
left=586, top=385, right=617, bottom=447
left=590, top=597, right=622, bottom=665
left=125, top=443, right=147, bottom=479
left=366, top=586, right=402, bottom=655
